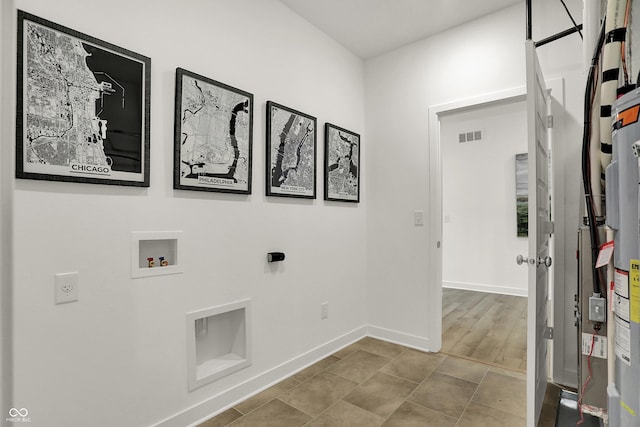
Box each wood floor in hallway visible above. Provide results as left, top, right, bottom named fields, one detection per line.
left=442, top=288, right=527, bottom=371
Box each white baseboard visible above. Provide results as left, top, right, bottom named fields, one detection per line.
left=366, top=325, right=436, bottom=353
left=153, top=326, right=368, bottom=427
left=443, top=280, right=527, bottom=297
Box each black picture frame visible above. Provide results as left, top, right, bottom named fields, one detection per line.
left=324, top=123, right=360, bottom=203
left=173, top=68, right=253, bottom=194
left=266, top=101, right=317, bottom=199
left=16, top=10, right=151, bottom=187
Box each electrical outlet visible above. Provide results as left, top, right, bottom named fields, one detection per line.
left=589, top=294, right=606, bottom=322
left=321, top=302, right=329, bottom=319
left=55, top=272, right=79, bottom=304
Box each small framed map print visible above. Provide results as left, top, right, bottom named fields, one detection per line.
left=324, top=123, right=360, bottom=203
left=16, top=11, right=151, bottom=187
left=174, top=68, right=253, bottom=194
left=266, top=101, right=316, bottom=199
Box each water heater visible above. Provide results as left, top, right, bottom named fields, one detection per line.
left=606, top=88, right=640, bottom=427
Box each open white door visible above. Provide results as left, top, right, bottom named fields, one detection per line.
left=524, top=39, right=553, bottom=427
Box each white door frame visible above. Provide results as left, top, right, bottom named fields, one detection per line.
left=428, top=77, right=568, bottom=383
left=428, top=86, right=527, bottom=352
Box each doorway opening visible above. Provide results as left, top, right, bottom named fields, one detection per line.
left=439, top=97, right=528, bottom=371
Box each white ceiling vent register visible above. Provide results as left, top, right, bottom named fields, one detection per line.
left=458, top=130, right=483, bottom=143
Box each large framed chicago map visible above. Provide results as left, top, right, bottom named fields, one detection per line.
left=324, top=123, right=360, bottom=203
left=266, top=101, right=316, bottom=199
left=16, top=11, right=151, bottom=186
left=174, top=68, right=253, bottom=194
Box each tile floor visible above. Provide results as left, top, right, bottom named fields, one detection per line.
left=198, top=337, right=529, bottom=427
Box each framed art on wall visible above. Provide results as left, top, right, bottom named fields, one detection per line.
left=174, top=68, right=253, bottom=194
left=324, top=123, right=360, bottom=203
left=16, top=10, right=151, bottom=187
left=515, top=152, right=528, bottom=237
left=266, top=101, right=316, bottom=199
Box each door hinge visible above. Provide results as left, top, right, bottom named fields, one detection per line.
left=544, top=326, right=554, bottom=340
left=543, top=220, right=555, bottom=235
left=547, top=115, right=554, bottom=129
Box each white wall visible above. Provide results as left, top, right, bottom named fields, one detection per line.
left=441, top=99, right=528, bottom=296
left=364, top=4, right=527, bottom=349
left=9, top=1, right=367, bottom=426
left=1, top=0, right=15, bottom=422
left=364, top=0, right=583, bottom=386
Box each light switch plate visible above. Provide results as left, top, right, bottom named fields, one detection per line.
left=414, top=210, right=425, bottom=226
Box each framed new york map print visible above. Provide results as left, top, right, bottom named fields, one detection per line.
left=16, top=11, right=151, bottom=186
left=266, top=101, right=316, bottom=199
left=174, top=68, right=253, bottom=194
left=324, top=123, right=360, bottom=203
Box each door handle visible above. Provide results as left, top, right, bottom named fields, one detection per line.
left=539, top=256, right=552, bottom=267
left=516, top=254, right=536, bottom=265
left=516, top=255, right=552, bottom=267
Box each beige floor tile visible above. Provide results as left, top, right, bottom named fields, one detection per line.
left=306, top=400, right=384, bottom=427
left=488, top=365, right=527, bottom=380
left=198, top=408, right=242, bottom=427
left=456, top=401, right=526, bottom=427
left=234, top=377, right=301, bottom=415
left=199, top=336, right=528, bottom=427
left=381, top=348, right=442, bottom=383
left=381, top=401, right=457, bottom=427
left=472, top=370, right=526, bottom=416
left=293, top=355, right=341, bottom=382
left=343, top=372, right=417, bottom=418
left=356, top=337, right=405, bottom=358
left=280, top=371, right=357, bottom=417
left=435, top=356, right=489, bottom=383
left=407, top=372, right=478, bottom=418
left=332, top=341, right=363, bottom=359
left=228, top=399, right=311, bottom=427
left=326, top=350, right=391, bottom=383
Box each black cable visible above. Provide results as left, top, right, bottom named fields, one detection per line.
left=559, top=0, right=583, bottom=39
left=581, top=18, right=607, bottom=297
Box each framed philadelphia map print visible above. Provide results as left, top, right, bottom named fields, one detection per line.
left=16, top=11, right=151, bottom=186
left=266, top=101, right=316, bottom=199
left=174, top=68, right=253, bottom=194
left=324, top=123, right=360, bottom=203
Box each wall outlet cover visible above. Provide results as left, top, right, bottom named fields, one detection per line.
left=55, top=272, right=79, bottom=304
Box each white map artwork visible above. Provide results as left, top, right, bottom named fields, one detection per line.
left=326, top=126, right=359, bottom=201
left=268, top=104, right=315, bottom=197
left=20, top=15, right=147, bottom=184
left=178, top=73, right=252, bottom=193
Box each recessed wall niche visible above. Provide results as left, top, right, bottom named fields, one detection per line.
left=131, top=231, right=183, bottom=278
left=186, top=300, right=252, bottom=391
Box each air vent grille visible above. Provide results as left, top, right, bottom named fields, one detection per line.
left=458, top=130, right=483, bottom=143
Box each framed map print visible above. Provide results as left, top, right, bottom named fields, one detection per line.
left=324, top=123, right=360, bottom=203
left=266, top=101, right=316, bottom=199
left=16, top=11, right=151, bottom=186
left=174, top=68, right=253, bottom=194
